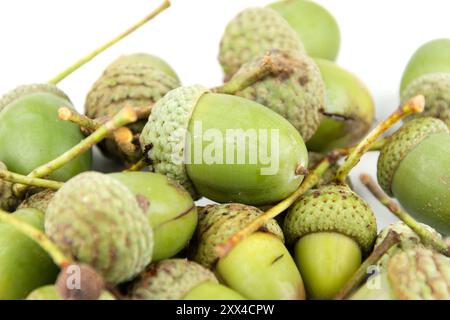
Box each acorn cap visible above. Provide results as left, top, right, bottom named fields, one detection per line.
left=139, top=85, right=209, bottom=199
left=387, top=247, right=450, bottom=299
left=219, top=7, right=304, bottom=78
left=284, top=184, right=377, bottom=255
left=45, top=172, right=154, bottom=285
left=131, top=259, right=217, bottom=300
left=377, top=117, right=449, bottom=196
left=0, top=83, right=70, bottom=112
left=0, top=161, right=20, bottom=211
left=401, top=73, right=450, bottom=126
left=190, top=203, right=284, bottom=269
left=18, top=189, right=55, bottom=213
left=232, top=50, right=325, bottom=141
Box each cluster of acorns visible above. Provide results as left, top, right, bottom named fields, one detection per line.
left=0, top=0, right=449, bottom=300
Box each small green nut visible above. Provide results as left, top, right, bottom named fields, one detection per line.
left=85, top=53, right=181, bottom=163
left=230, top=50, right=325, bottom=141
left=0, top=208, right=59, bottom=300
left=109, top=172, right=197, bottom=262
left=268, top=0, right=341, bottom=61
left=18, top=189, right=55, bottom=213
left=26, top=285, right=115, bottom=300
left=351, top=247, right=450, bottom=300
left=377, top=117, right=450, bottom=234
left=307, top=58, right=375, bottom=152
left=139, top=85, right=308, bottom=206
left=219, top=7, right=305, bottom=79
left=45, top=172, right=154, bottom=285
left=0, top=161, right=20, bottom=212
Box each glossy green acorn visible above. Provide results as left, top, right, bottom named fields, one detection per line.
left=26, top=285, right=115, bottom=300
left=219, top=7, right=305, bottom=79
left=269, top=0, right=341, bottom=61
left=86, top=53, right=181, bottom=162
left=284, top=184, right=377, bottom=299
left=140, top=85, right=308, bottom=206
left=0, top=92, right=91, bottom=181
left=130, top=259, right=245, bottom=300
left=17, top=189, right=55, bottom=213
left=45, top=172, right=154, bottom=284
left=190, top=204, right=305, bottom=300
left=307, top=59, right=375, bottom=152
left=377, top=117, right=450, bottom=235
left=0, top=209, right=59, bottom=300
left=109, top=172, right=197, bottom=261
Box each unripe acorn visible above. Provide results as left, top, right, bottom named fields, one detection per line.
left=268, top=0, right=341, bottom=61
left=109, top=172, right=197, bottom=261
left=26, top=285, right=115, bottom=300
left=85, top=53, right=181, bottom=162
left=400, top=39, right=450, bottom=125
left=351, top=247, right=450, bottom=300
left=377, top=117, right=450, bottom=234
left=0, top=161, right=20, bottom=212
left=130, top=259, right=245, bottom=300
left=45, top=172, right=154, bottom=285
left=139, top=85, right=308, bottom=206
left=17, top=189, right=55, bottom=213
left=0, top=208, right=59, bottom=300
left=307, top=58, right=375, bottom=152
left=219, top=7, right=305, bottom=79
left=284, top=184, right=377, bottom=299
left=190, top=204, right=305, bottom=300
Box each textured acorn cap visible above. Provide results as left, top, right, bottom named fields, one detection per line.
left=140, top=85, right=209, bottom=199
left=284, top=184, right=377, bottom=255
left=131, top=259, right=217, bottom=300
left=219, top=7, right=305, bottom=79
left=18, top=189, right=55, bottom=213
left=401, top=73, right=450, bottom=126
left=387, top=247, right=450, bottom=300
left=45, top=172, right=154, bottom=285
left=0, top=161, right=20, bottom=211
left=0, top=83, right=70, bottom=112
left=377, top=117, right=449, bottom=196
left=190, top=203, right=284, bottom=269
left=231, top=50, right=325, bottom=141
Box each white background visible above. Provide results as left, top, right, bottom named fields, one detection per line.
left=0, top=0, right=448, bottom=230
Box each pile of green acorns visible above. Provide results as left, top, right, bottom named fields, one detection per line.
left=0, top=0, right=449, bottom=301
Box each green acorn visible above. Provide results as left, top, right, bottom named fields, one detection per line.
left=219, top=7, right=305, bottom=79
left=351, top=247, right=450, bottom=300
left=139, top=85, right=308, bottom=206
left=0, top=161, right=20, bottom=212
left=307, top=58, right=375, bottom=152
left=45, top=172, right=154, bottom=285
left=26, top=285, right=115, bottom=300
left=400, top=39, right=450, bottom=125
left=190, top=204, right=305, bottom=300
left=17, top=189, right=55, bottom=213
left=85, top=53, right=181, bottom=162
left=377, top=117, right=450, bottom=234
left=109, top=172, right=197, bottom=261
left=268, top=0, right=341, bottom=61
left=284, top=184, right=377, bottom=299
left=130, top=259, right=245, bottom=300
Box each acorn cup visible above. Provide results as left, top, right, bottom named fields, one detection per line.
left=0, top=1, right=170, bottom=182
left=268, top=0, right=341, bottom=61
left=400, top=39, right=450, bottom=125
left=139, top=85, right=309, bottom=206
left=377, top=117, right=450, bottom=234
left=17, top=189, right=55, bottom=213
left=350, top=247, right=450, bottom=300
left=130, top=259, right=245, bottom=300
left=85, top=53, right=181, bottom=163
left=189, top=204, right=305, bottom=300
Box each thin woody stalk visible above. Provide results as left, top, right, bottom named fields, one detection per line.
left=335, top=95, right=425, bottom=183
left=360, top=174, right=449, bottom=256
left=0, top=170, right=63, bottom=190
left=48, top=0, right=171, bottom=85
left=125, top=158, right=148, bottom=172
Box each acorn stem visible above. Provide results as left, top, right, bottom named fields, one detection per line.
left=360, top=174, right=449, bottom=256
left=334, top=230, right=401, bottom=300
left=335, top=95, right=425, bottom=183
left=47, top=0, right=171, bottom=85
left=13, top=106, right=138, bottom=196
left=125, top=158, right=148, bottom=172
left=335, top=137, right=389, bottom=157
left=216, top=154, right=337, bottom=258
left=0, top=209, right=73, bottom=268
left=0, top=169, right=63, bottom=190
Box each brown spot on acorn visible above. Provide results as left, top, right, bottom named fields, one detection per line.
left=56, top=264, right=105, bottom=300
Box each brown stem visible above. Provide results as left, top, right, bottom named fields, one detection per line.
left=360, top=174, right=449, bottom=256
left=334, top=230, right=401, bottom=300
